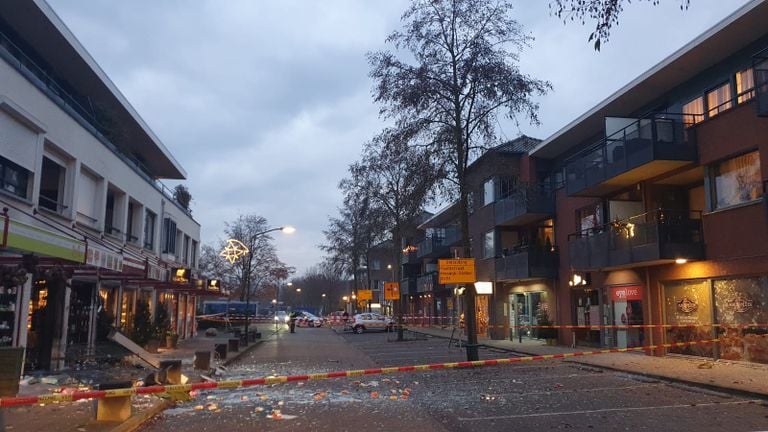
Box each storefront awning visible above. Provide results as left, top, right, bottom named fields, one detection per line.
left=1, top=216, right=86, bottom=263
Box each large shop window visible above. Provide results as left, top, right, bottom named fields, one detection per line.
left=713, top=277, right=768, bottom=364
left=712, top=151, right=762, bottom=210
left=664, top=279, right=715, bottom=358
left=0, top=155, right=29, bottom=199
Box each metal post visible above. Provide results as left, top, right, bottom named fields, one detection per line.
left=244, top=251, right=252, bottom=343
left=465, top=288, right=480, bottom=361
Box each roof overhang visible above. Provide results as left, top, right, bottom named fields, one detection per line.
left=0, top=0, right=186, bottom=179
left=531, top=0, right=768, bottom=159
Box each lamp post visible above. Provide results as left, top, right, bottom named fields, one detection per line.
left=221, top=225, right=295, bottom=342
left=321, top=293, right=327, bottom=316
left=272, top=298, right=277, bottom=331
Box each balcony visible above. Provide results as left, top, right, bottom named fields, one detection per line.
left=568, top=209, right=704, bottom=271
left=494, top=186, right=554, bottom=226
left=415, top=228, right=461, bottom=258
left=495, top=245, right=558, bottom=281
left=417, top=272, right=438, bottom=293
left=756, top=48, right=768, bottom=117
left=565, top=116, right=696, bottom=197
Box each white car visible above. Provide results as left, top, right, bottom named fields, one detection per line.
left=296, top=312, right=323, bottom=327
left=350, top=313, right=394, bottom=334
left=274, top=311, right=290, bottom=324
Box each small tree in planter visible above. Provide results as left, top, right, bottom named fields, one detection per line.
left=536, top=304, right=558, bottom=344
left=130, top=300, right=159, bottom=352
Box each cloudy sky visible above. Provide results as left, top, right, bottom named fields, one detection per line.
left=47, top=0, right=748, bottom=275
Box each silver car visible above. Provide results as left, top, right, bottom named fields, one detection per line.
left=351, top=313, right=394, bottom=334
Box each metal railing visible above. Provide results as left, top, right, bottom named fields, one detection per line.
left=495, top=244, right=558, bottom=281
left=37, top=194, right=68, bottom=213
left=568, top=208, right=703, bottom=270
left=494, top=183, right=554, bottom=225
left=564, top=114, right=696, bottom=195
left=415, top=228, right=461, bottom=258
left=416, top=272, right=437, bottom=293
left=0, top=29, right=193, bottom=218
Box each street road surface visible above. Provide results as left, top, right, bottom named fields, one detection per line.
left=141, top=327, right=768, bottom=431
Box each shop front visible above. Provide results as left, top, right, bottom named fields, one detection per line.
left=571, top=287, right=601, bottom=347
left=507, top=282, right=554, bottom=341
left=664, top=276, right=768, bottom=364
left=608, top=285, right=644, bottom=348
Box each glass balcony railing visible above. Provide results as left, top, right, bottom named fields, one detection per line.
left=495, top=245, right=558, bottom=281
left=494, top=185, right=554, bottom=226
left=755, top=48, right=768, bottom=117
left=567, top=209, right=704, bottom=270
left=565, top=115, right=696, bottom=196
left=416, top=272, right=437, bottom=293
left=415, top=228, right=461, bottom=258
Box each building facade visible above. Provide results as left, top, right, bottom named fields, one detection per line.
left=0, top=0, right=204, bottom=371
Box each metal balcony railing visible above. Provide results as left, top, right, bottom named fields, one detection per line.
left=755, top=47, right=768, bottom=117
left=564, top=114, right=696, bottom=196
left=494, top=184, right=554, bottom=226
left=416, top=272, right=437, bottom=293
left=495, top=245, right=558, bottom=281
left=415, top=228, right=461, bottom=258
left=568, top=209, right=704, bottom=270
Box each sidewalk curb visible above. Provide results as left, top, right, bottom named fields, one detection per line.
left=408, top=328, right=768, bottom=400
left=109, top=399, right=174, bottom=432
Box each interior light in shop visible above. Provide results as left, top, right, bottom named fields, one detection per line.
left=675, top=258, right=688, bottom=264
left=568, top=273, right=589, bottom=287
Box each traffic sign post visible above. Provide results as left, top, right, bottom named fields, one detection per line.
left=438, top=259, right=476, bottom=284
left=384, top=282, right=400, bottom=300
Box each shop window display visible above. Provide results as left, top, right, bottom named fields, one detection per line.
left=663, top=279, right=714, bottom=358
left=714, top=277, right=768, bottom=364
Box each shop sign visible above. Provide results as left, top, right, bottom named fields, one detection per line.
left=357, top=289, right=373, bottom=301
left=86, top=245, right=124, bottom=272
left=611, top=286, right=642, bottom=301
left=438, top=259, right=476, bottom=284
left=676, top=297, right=698, bottom=314
left=3, top=218, right=86, bottom=263
left=724, top=295, right=754, bottom=313
left=172, top=268, right=191, bottom=284
left=384, top=282, right=399, bottom=300
left=207, top=279, right=221, bottom=292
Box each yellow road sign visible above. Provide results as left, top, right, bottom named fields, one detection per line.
left=438, top=258, right=476, bottom=284
left=357, top=289, right=373, bottom=300
left=384, top=282, right=400, bottom=300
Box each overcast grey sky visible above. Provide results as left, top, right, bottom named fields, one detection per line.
left=47, top=0, right=748, bottom=276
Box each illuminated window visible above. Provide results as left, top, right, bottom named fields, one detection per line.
left=483, top=230, right=495, bottom=259
left=706, top=82, right=732, bottom=118
left=736, top=68, right=755, bottom=103
left=682, top=96, right=704, bottom=125
left=712, top=151, right=762, bottom=210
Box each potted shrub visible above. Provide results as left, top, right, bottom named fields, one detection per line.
left=130, top=300, right=159, bottom=352
left=154, top=303, right=175, bottom=349
left=536, top=305, right=558, bottom=344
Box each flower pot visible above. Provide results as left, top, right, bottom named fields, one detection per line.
left=166, top=334, right=179, bottom=349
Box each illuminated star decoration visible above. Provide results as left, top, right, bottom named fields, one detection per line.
left=220, top=239, right=250, bottom=264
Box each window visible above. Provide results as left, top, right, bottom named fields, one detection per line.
left=736, top=68, right=755, bottom=103
left=712, top=151, right=762, bottom=209
left=577, top=203, right=603, bottom=234
left=483, top=178, right=494, bottom=205
left=191, top=240, right=198, bottom=268
left=683, top=96, right=704, bottom=126
left=105, top=189, right=118, bottom=234
left=77, top=169, right=100, bottom=223
left=483, top=230, right=495, bottom=259
left=371, top=260, right=381, bottom=271
left=706, top=82, right=732, bottom=118
left=126, top=201, right=141, bottom=243
left=467, top=191, right=474, bottom=214
left=183, top=235, right=190, bottom=264
left=162, top=217, right=177, bottom=254
left=39, top=156, right=65, bottom=213
left=144, top=210, right=156, bottom=250
left=0, top=155, right=29, bottom=198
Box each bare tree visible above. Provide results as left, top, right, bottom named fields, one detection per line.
left=550, top=0, right=691, bottom=50
left=198, top=214, right=293, bottom=302
left=368, top=0, right=550, bottom=360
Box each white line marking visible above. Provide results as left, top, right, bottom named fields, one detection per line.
left=458, top=399, right=764, bottom=421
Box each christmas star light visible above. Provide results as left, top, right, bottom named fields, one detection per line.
left=220, top=239, right=249, bottom=264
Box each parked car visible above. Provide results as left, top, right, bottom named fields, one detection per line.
left=296, top=311, right=323, bottom=327
left=350, top=313, right=394, bottom=334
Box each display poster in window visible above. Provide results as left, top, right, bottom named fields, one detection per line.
left=714, top=277, right=768, bottom=364
left=664, top=280, right=713, bottom=357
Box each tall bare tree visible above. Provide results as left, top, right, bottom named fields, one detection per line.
left=368, top=0, right=550, bottom=360
left=550, top=0, right=691, bottom=50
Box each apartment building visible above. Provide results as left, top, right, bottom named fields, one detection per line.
left=529, top=0, right=768, bottom=363
left=0, top=1, right=203, bottom=371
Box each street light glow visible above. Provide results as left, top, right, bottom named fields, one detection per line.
left=296, top=288, right=301, bottom=292
left=281, top=225, right=296, bottom=234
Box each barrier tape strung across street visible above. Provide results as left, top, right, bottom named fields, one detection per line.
left=393, top=319, right=768, bottom=330
left=0, top=338, right=720, bottom=409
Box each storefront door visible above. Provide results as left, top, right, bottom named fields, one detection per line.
left=509, top=292, right=545, bottom=340
left=610, top=285, right=644, bottom=348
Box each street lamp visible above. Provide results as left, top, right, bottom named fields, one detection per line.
left=220, top=225, right=295, bottom=341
